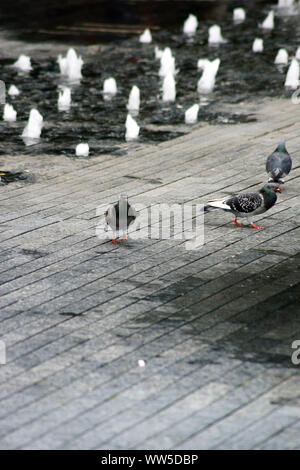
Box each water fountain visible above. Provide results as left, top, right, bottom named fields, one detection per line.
left=3, top=104, right=17, bottom=122
left=13, top=55, right=32, bottom=72
left=183, top=14, right=198, bottom=35
left=159, top=48, right=176, bottom=77
left=57, top=48, right=83, bottom=81
left=103, top=77, right=118, bottom=100
left=208, top=25, right=226, bottom=44
left=125, top=114, right=140, bottom=141
left=252, top=38, right=264, bottom=52
left=197, top=58, right=220, bottom=94
left=197, top=59, right=210, bottom=71
left=284, top=58, right=299, bottom=88
left=127, top=85, right=140, bottom=113
left=76, top=143, right=89, bottom=157
left=296, top=46, right=300, bottom=59
left=233, top=8, right=246, bottom=22
left=261, top=11, right=274, bottom=29
left=274, top=48, right=289, bottom=64
left=162, top=72, right=176, bottom=101
left=139, top=28, right=152, bottom=43
left=58, top=87, right=71, bottom=111
left=185, top=104, right=199, bottom=124
left=21, top=109, right=43, bottom=143
left=8, top=85, right=20, bottom=96
left=154, top=47, right=163, bottom=60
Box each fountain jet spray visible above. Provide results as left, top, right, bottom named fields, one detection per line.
left=208, top=25, right=226, bottom=44
left=13, top=55, right=32, bottom=73
left=21, top=109, right=43, bottom=145
left=183, top=14, right=198, bottom=35
left=162, top=73, right=176, bottom=101
left=197, top=58, right=220, bottom=94
left=139, top=29, right=152, bottom=43
left=58, top=87, right=71, bottom=111
left=125, top=114, right=140, bottom=141
left=252, top=38, right=264, bottom=52
left=185, top=104, right=199, bottom=124
left=127, top=86, right=140, bottom=113
left=285, top=58, right=299, bottom=89
left=261, top=11, right=275, bottom=29
left=3, top=104, right=17, bottom=122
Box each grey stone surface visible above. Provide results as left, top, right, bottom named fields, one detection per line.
left=0, top=94, right=300, bottom=449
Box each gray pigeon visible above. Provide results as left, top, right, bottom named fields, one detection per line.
left=266, top=140, right=292, bottom=188
left=205, top=183, right=280, bottom=229
left=104, top=193, right=138, bottom=244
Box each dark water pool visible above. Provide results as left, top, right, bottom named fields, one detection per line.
left=0, top=1, right=299, bottom=158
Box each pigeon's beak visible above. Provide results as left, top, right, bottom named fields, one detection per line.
left=276, top=186, right=282, bottom=193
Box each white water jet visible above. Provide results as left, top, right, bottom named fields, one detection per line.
left=58, top=48, right=83, bottom=81
left=197, top=58, right=210, bottom=71
left=8, top=85, right=20, bottom=96
left=76, top=143, right=89, bottom=157
left=139, top=28, right=152, bottom=43
left=162, top=73, right=176, bottom=102
left=185, top=104, right=199, bottom=124
left=125, top=114, right=140, bottom=141
left=296, top=46, right=300, bottom=59
left=197, top=58, right=220, bottom=94
left=57, top=54, right=68, bottom=75
left=183, top=14, right=198, bottom=35
left=274, top=48, right=289, bottom=64
left=103, top=77, right=117, bottom=100
left=261, top=11, right=275, bottom=29
left=208, top=25, right=226, bottom=44
left=159, top=47, right=176, bottom=77
left=284, top=58, right=299, bottom=88
left=3, top=104, right=17, bottom=122
left=22, top=109, right=43, bottom=140
left=13, top=55, right=32, bottom=72
left=154, top=46, right=163, bottom=59
left=127, top=85, right=140, bottom=112
left=58, top=87, right=71, bottom=111
left=252, top=38, right=264, bottom=52
left=233, top=8, right=246, bottom=22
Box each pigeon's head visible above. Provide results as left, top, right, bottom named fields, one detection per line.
left=276, top=139, right=286, bottom=152
left=264, top=182, right=282, bottom=193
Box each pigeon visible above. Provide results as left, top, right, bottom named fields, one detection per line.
left=266, top=140, right=292, bottom=189
left=104, top=193, right=138, bottom=244
left=204, top=183, right=280, bottom=229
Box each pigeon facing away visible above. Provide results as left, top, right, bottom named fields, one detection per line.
left=266, top=140, right=292, bottom=188
left=104, top=193, right=138, bottom=244
left=205, top=183, right=280, bottom=229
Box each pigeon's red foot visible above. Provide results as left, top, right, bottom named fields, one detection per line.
left=278, top=185, right=283, bottom=191
left=250, top=223, right=264, bottom=229
left=232, top=218, right=243, bottom=227
left=111, top=238, right=119, bottom=244
left=122, top=234, right=127, bottom=241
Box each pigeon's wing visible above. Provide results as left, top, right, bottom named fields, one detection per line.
left=226, top=192, right=263, bottom=214
left=281, top=152, right=292, bottom=175
left=105, top=203, right=117, bottom=229
left=266, top=152, right=282, bottom=173
left=266, top=151, right=292, bottom=175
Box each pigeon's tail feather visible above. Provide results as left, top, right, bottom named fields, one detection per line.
left=205, top=200, right=231, bottom=212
